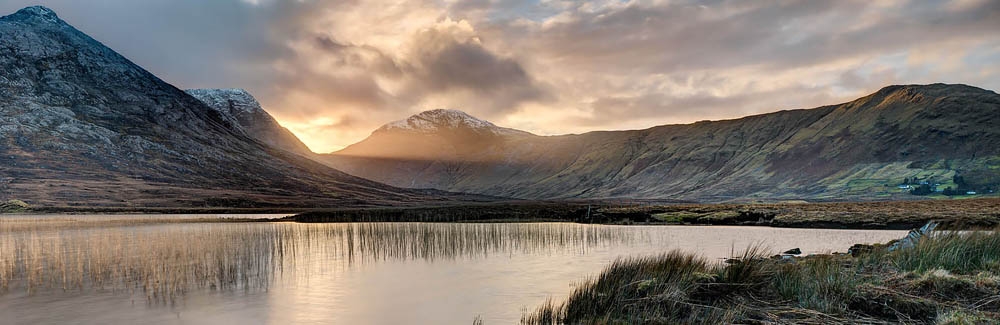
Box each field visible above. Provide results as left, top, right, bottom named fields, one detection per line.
left=523, top=230, right=1000, bottom=324
left=606, top=198, right=1000, bottom=229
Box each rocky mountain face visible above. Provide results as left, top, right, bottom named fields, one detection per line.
left=322, top=84, right=1000, bottom=201
left=0, top=6, right=467, bottom=208
left=186, top=88, right=314, bottom=158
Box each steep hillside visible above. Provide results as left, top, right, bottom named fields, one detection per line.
left=186, top=88, right=314, bottom=157
left=322, top=84, right=1000, bottom=201
left=0, top=6, right=468, bottom=208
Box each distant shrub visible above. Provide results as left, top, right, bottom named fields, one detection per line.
left=910, top=184, right=934, bottom=195
left=0, top=199, right=29, bottom=213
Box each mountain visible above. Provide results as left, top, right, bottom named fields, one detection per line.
left=0, top=6, right=470, bottom=208
left=186, top=88, right=314, bottom=157
left=338, top=109, right=532, bottom=161
left=321, top=84, right=1000, bottom=201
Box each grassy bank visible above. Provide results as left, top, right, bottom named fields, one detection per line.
left=287, top=202, right=593, bottom=223
left=616, top=198, right=1000, bottom=229
left=288, top=198, right=1000, bottom=229
left=523, top=229, right=1000, bottom=324
left=7, top=198, right=999, bottom=230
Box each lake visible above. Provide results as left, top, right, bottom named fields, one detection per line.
left=0, top=214, right=907, bottom=324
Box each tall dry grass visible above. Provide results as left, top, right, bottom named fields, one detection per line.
left=524, top=229, right=1000, bottom=324
left=1, top=223, right=287, bottom=301
left=0, top=219, right=638, bottom=303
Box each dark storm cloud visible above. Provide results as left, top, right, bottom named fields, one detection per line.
left=410, top=30, right=531, bottom=93
left=398, top=27, right=551, bottom=114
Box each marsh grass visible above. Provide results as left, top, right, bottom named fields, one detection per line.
left=524, top=229, right=1000, bottom=324
left=1, top=223, right=285, bottom=302
left=0, top=218, right=637, bottom=303
left=885, top=230, right=1000, bottom=274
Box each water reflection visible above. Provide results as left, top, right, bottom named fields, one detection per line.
left=0, top=217, right=907, bottom=324
left=0, top=221, right=638, bottom=301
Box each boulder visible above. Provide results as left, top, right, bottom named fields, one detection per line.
left=889, top=221, right=939, bottom=251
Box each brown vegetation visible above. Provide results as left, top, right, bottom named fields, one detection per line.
left=289, top=198, right=1000, bottom=229
left=524, top=230, right=1000, bottom=324
left=624, top=197, right=1000, bottom=229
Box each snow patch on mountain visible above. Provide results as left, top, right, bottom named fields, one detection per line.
left=187, top=88, right=315, bottom=156
left=186, top=89, right=262, bottom=115
left=4, top=6, right=61, bottom=23
left=379, top=109, right=531, bottom=136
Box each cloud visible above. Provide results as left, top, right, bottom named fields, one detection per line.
left=475, top=0, right=1000, bottom=131
left=486, top=1, right=1000, bottom=73
left=255, top=13, right=550, bottom=151
left=1, top=0, right=997, bottom=152
left=397, top=21, right=551, bottom=115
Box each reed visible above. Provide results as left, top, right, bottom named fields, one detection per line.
left=0, top=218, right=637, bottom=303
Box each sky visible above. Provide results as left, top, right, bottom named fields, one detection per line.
left=2, top=0, right=998, bottom=153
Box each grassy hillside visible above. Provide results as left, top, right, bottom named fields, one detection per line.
left=324, top=84, right=1000, bottom=202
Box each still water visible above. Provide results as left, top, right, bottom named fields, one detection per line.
left=0, top=215, right=906, bottom=324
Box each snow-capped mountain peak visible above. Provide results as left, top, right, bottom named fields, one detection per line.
left=378, top=109, right=530, bottom=136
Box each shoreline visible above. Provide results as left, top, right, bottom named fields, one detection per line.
left=3, top=197, right=999, bottom=230
left=281, top=198, right=1000, bottom=230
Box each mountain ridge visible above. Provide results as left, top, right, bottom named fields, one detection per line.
left=321, top=83, right=1000, bottom=201
left=186, top=88, right=315, bottom=158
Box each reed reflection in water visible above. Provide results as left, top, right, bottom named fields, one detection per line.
left=0, top=221, right=640, bottom=302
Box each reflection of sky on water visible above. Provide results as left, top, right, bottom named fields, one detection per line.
left=0, top=217, right=906, bottom=324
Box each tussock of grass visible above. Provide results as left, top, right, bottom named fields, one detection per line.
left=524, top=229, right=1000, bottom=324
left=887, top=231, right=1000, bottom=274
left=773, top=255, right=859, bottom=314
left=936, top=309, right=995, bottom=325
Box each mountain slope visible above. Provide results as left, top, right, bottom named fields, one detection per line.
left=321, top=84, right=1000, bottom=201
left=186, top=88, right=314, bottom=158
left=0, top=6, right=465, bottom=208
left=337, top=109, right=533, bottom=162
